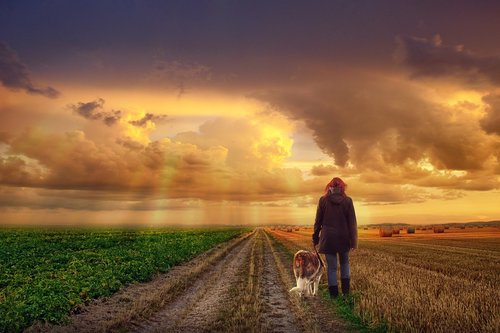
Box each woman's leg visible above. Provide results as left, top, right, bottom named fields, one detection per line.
left=339, top=251, right=350, bottom=279
left=325, top=253, right=339, bottom=298
left=325, top=253, right=338, bottom=286
left=339, top=251, right=350, bottom=295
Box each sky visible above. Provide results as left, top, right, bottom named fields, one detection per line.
left=1, top=0, right=499, bottom=226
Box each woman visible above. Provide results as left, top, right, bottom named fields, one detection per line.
left=312, top=177, right=357, bottom=298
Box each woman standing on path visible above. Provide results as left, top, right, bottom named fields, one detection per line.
left=312, top=177, right=358, bottom=298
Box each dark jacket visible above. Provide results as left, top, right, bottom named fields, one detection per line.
left=312, top=193, right=358, bottom=254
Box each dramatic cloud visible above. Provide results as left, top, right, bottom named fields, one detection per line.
left=481, top=94, right=500, bottom=135
left=173, top=117, right=293, bottom=171
left=0, top=42, right=60, bottom=98
left=255, top=69, right=500, bottom=200
left=258, top=74, right=496, bottom=172
left=0, top=116, right=311, bottom=201
left=70, top=98, right=105, bottom=119
left=129, top=113, right=168, bottom=128
left=0, top=155, right=43, bottom=186
left=70, top=98, right=122, bottom=126
left=2, top=2, right=500, bottom=223
left=310, top=164, right=337, bottom=177
left=70, top=98, right=169, bottom=129
left=396, top=35, right=500, bottom=85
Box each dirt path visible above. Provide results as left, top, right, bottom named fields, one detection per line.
left=259, top=235, right=301, bottom=333
left=129, top=230, right=255, bottom=332
left=28, top=228, right=352, bottom=333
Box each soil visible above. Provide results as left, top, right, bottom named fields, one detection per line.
left=27, top=229, right=352, bottom=333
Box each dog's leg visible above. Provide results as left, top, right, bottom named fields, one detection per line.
left=313, top=279, right=319, bottom=296
left=297, top=277, right=306, bottom=297
left=307, top=281, right=313, bottom=296
left=289, top=278, right=300, bottom=293
left=290, top=277, right=306, bottom=297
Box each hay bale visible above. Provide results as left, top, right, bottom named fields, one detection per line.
left=407, top=227, right=415, bottom=234
left=433, top=226, right=445, bottom=233
left=392, top=228, right=400, bottom=234
left=379, top=228, right=393, bottom=237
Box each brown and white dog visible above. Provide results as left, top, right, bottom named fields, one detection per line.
left=289, top=249, right=324, bottom=297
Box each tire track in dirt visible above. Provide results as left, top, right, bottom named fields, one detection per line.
left=259, top=231, right=301, bottom=333
left=129, top=231, right=256, bottom=332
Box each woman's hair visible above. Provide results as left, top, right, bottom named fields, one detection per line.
left=324, top=177, right=347, bottom=197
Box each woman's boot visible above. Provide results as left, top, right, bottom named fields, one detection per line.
left=328, top=285, right=339, bottom=298
left=341, top=278, right=350, bottom=296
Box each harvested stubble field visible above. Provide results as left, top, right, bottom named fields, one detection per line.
left=270, top=226, right=500, bottom=332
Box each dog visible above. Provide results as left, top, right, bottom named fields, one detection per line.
left=289, top=249, right=324, bottom=297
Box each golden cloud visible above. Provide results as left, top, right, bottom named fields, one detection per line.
left=0, top=113, right=310, bottom=203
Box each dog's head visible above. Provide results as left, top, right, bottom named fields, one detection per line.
left=293, top=250, right=322, bottom=279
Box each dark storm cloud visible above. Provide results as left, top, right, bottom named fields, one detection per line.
left=70, top=98, right=122, bottom=126
left=129, top=113, right=168, bottom=128
left=481, top=94, right=500, bottom=135
left=257, top=72, right=494, bottom=171
left=71, top=98, right=105, bottom=119
left=0, top=42, right=60, bottom=98
left=397, top=35, right=500, bottom=85
left=70, top=99, right=168, bottom=127
left=2, top=1, right=500, bottom=91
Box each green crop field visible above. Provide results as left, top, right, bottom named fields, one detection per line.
left=0, top=227, right=246, bottom=332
